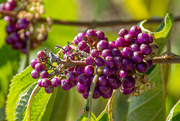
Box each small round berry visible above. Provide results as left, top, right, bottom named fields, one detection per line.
left=61, top=79, right=72, bottom=91
left=84, top=65, right=94, bottom=76
left=73, top=36, right=79, bottom=45
left=118, top=28, right=129, bottom=37
left=121, top=87, right=135, bottom=95
left=136, top=62, right=148, bottom=73
left=40, top=70, right=49, bottom=78
left=41, top=78, right=51, bottom=88
left=35, top=63, right=44, bottom=72
left=78, top=41, right=87, bottom=50
left=85, top=56, right=94, bottom=65
left=147, top=60, right=153, bottom=68
left=30, top=59, right=38, bottom=69
left=74, top=66, right=85, bottom=76
left=71, top=80, right=77, bottom=88
left=149, top=35, right=154, bottom=43
left=129, top=25, right=142, bottom=37
left=124, top=34, right=135, bottom=44
left=140, top=44, right=151, bottom=55
left=77, top=82, right=89, bottom=94
left=131, top=51, right=143, bottom=63
left=93, top=89, right=101, bottom=99
left=84, top=47, right=90, bottom=53
left=51, top=77, right=61, bottom=87
left=109, top=41, right=118, bottom=50
left=115, top=37, right=125, bottom=47
left=111, top=80, right=121, bottom=89
left=131, top=44, right=140, bottom=51
left=45, top=85, right=54, bottom=94
left=31, top=70, right=40, bottom=79
left=97, top=40, right=109, bottom=51
left=102, top=89, right=113, bottom=99
left=78, top=73, right=89, bottom=85
left=121, top=75, right=135, bottom=89
left=6, top=24, right=16, bottom=34
left=96, top=31, right=105, bottom=39
left=37, top=50, right=47, bottom=59
left=112, top=48, right=120, bottom=56
left=121, top=47, right=132, bottom=58
left=138, top=33, right=149, bottom=44
left=108, top=76, right=117, bottom=86
left=86, top=29, right=96, bottom=36
left=94, top=57, right=104, bottom=67
left=91, top=49, right=99, bottom=57
left=99, top=85, right=111, bottom=94
left=82, top=93, right=88, bottom=99
left=113, top=57, right=122, bottom=68
left=102, top=66, right=112, bottom=77
left=12, top=41, right=24, bottom=50
left=122, top=58, right=133, bottom=72
left=6, top=36, right=13, bottom=45
left=0, top=3, right=5, bottom=12
left=77, top=32, right=85, bottom=42
left=104, top=56, right=114, bottom=67
left=98, top=76, right=107, bottom=86
left=102, top=49, right=112, bottom=58
left=9, top=32, right=20, bottom=42
left=119, top=70, right=129, bottom=78
left=67, top=71, right=76, bottom=81
left=37, top=79, right=43, bottom=87
left=5, top=3, right=14, bottom=11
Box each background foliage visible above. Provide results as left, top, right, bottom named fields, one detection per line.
left=1, top=0, right=180, bottom=121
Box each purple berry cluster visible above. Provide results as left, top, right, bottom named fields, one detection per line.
left=30, top=26, right=159, bottom=99
left=0, top=0, right=50, bottom=53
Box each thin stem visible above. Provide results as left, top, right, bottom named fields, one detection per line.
left=1, top=10, right=180, bottom=28
left=107, top=89, right=118, bottom=121
left=87, top=72, right=101, bottom=121
left=152, top=56, right=180, bottom=64
left=26, top=85, right=40, bottom=121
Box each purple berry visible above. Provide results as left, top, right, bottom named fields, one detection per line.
left=45, top=85, right=54, bottom=93
left=111, top=80, right=121, bottom=89
left=129, top=25, right=142, bottom=37
left=149, top=35, right=154, bottom=43
left=147, top=60, right=153, bottom=68
left=115, top=37, right=125, bottom=47
left=67, top=71, right=76, bottom=81
left=37, top=50, right=47, bottom=59
left=109, top=41, right=118, bottom=50
left=51, top=77, right=61, bottom=87
left=102, top=49, right=112, bottom=58
left=5, top=3, right=14, bottom=11
left=119, top=70, right=129, bottom=78
left=102, top=89, right=113, bottom=99
left=77, top=32, right=85, bottom=42
left=121, top=47, right=132, bottom=58
left=84, top=65, right=94, bottom=76
left=41, top=78, right=51, bottom=88
left=102, top=66, right=112, bottom=77
left=35, top=63, right=44, bottom=72
left=112, top=48, right=120, bottom=56
left=6, top=24, right=16, bottom=34
left=113, top=56, right=123, bottom=68
left=99, top=85, right=111, bottom=94
left=71, top=80, right=77, bottom=87
left=121, top=87, right=135, bottom=95
left=0, top=3, right=5, bottom=12
left=122, top=75, right=135, bottom=89
left=12, top=41, right=24, bottom=50
left=108, top=76, right=117, bottom=86
left=73, top=36, right=79, bottom=45
left=84, top=47, right=90, bottom=53
left=31, top=70, right=39, bottom=79
left=37, top=79, right=43, bottom=87
left=124, top=34, right=134, bottom=44
left=6, top=36, right=13, bottom=45
left=136, top=62, right=148, bottom=73
left=78, top=73, right=89, bottom=85
left=74, top=66, right=85, bottom=76
left=96, top=31, right=105, bottom=39
left=61, top=79, right=72, bottom=90
left=140, top=44, right=151, bottom=55
left=138, top=33, right=149, bottom=44
left=91, top=49, right=99, bottom=57
left=31, top=59, right=38, bottom=69
left=131, top=51, right=143, bottom=63
left=9, top=32, right=20, bottom=42
left=118, top=28, right=128, bottom=37
left=93, top=89, right=101, bottom=99
left=78, top=41, right=87, bottom=50
left=77, top=82, right=89, bottom=94
left=98, top=76, right=107, bottom=86
left=94, top=57, right=104, bottom=67
left=16, top=18, right=29, bottom=29
left=86, top=29, right=96, bottom=36
left=82, top=93, right=88, bottom=99
left=97, top=40, right=109, bottom=51
left=104, top=56, right=114, bottom=67
left=122, top=58, right=133, bottom=72
left=85, top=56, right=94, bottom=65
left=131, top=44, right=140, bottom=51
left=40, top=70, right=49, bottom=78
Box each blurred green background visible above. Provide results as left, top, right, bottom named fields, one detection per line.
left=0, top=0, right=180, bottom=120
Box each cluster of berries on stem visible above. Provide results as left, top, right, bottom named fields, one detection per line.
left=30, top=25, right=159, bottom=99
left=0, top=0, right=52, bottom=53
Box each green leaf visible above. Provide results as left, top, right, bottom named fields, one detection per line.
left=126, top=65, right=165, bottom=121
left=139, top=13, right=174, bottom=55
left=0, top=106, right=5, bottom=121
left=97, top=110, right=108, bottom=121
left=167, top=100, right=180, bottom=121
left=0, top=20, right=20, bottom=108
left=77, top=111, right=97, bottom=121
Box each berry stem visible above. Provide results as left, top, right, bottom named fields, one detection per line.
left=87, top=71, right=101, bottom=121
left=152, top=54, right=180, bottom=64
left=1, top=10, right=180, bottom=27
left=25, top=84, right=40, bottom=121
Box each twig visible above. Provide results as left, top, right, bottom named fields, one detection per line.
left=1, top=10, right=180, bottom=28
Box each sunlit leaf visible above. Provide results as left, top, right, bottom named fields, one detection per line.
left=167, top=100, right=180, bottom=121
